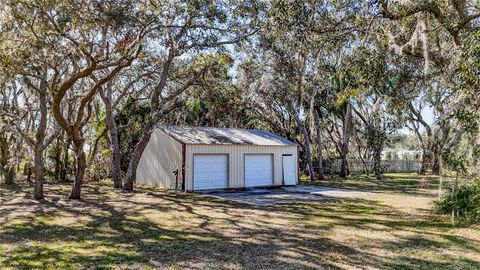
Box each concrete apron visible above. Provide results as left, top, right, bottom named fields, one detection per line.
left=197, top=186, right=374, bottom=206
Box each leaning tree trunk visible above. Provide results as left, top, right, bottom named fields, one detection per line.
left=302, top=129, right=315, bottom=181
left=86, top=129, right=106, bottom=181
left=294, top=112, right=315, bottom=181
left=70, top=139, right=86, bottom=199
left=123, top=45, right=212, bottom=191
left=124, top=120, right=155, bottom=191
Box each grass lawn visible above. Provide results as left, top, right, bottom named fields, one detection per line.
left=1, top=173, right=479, bottom=269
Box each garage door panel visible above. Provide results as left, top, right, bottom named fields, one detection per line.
left=245, top=154, right=273, bottom=187
left=193, top=155, right=228, bottom=190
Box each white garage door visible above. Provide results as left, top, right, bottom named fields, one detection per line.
left=193, top=154, right=228, bottom=190
left=245, top=154, right=273, bottom=187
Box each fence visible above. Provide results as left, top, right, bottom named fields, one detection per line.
left=322, top=159, right=421, bottom=175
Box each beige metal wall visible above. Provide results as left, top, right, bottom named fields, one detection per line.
left=185, top=144, right=297, bottom=191
left=136, top=129, right=183, bottom=189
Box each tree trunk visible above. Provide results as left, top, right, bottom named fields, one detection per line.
left=357, top=151, right=368, bottom=175
left=70, top=139, right=86, bottom=200
left=302, top=128, right=315, bottom=181
left=124, top=121, right=155, bottom=190
left=419, top=150, right=431, bottom=175
left=432, top=156, right=441, bottom=175
left=339, top=103, right=351, bottom=179
left=373, top=149, right=382, bottom=180
left=110, top=125, right=122, bottom=188
left=293, top=112, right=315, bottom=181
left=432, top=145, right=442, bottom=175
left=316, top=131, right=325, bottom=180
left=33, top=80, right=48, bottom=200
left=0, top=159, right=16, bottom=185
left=314, top=111, right=324, bottom=180
left=26, top=166, right=32, bottom=184
left=33, top=145, right=45, bottom=200
left=60, top=139, right=70, bottom=182
left=54, top=137, right=61, bottom=182
left=122, top=45, right=210, bottom=191
left=339, top=142, right=348, bottom=178
left=100, top=88, right=122, bottom=188
left=86, top=129, right=106, bottom=181
left=3, top=168, right=16, bottom=185
left=324, top=141, right=332, bottom=178
left=0, top=132, right=15, bottom=185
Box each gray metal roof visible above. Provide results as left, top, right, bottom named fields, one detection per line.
left=158, top=125, right=296, bottom=146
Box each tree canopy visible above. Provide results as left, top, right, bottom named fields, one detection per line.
left=1, top=0, right=479, bottom=201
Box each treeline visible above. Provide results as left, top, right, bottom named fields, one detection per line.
left=1, top=0, right=479, bottom=201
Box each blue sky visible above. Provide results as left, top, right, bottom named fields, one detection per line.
left=422, top=106, right=435, bottom=125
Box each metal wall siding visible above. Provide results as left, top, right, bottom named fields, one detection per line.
left=136, top=129, right=183, bottom=188
left=185, top=145, right=297, bottom=191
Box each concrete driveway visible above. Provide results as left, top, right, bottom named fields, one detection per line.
left=198, top=185, right=374, bottom=206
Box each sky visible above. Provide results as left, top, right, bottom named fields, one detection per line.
left=422, top=106, right=435, bottom=125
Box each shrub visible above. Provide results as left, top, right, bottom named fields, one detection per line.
left=436, top=179, right=480, bottom=224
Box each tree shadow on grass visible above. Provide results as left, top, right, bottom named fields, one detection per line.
left=1, top=184, right=343, bottom=269
left=1, top=183, right=479, bottom=269
left=1, top=204, right=345, bottom=269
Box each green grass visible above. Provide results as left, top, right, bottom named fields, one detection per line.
left=1, top=173, right=479, bottom=269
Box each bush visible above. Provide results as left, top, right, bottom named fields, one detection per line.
left=436, top=179, right=480, bottom=224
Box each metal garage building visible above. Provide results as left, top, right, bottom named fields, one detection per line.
left=136, top=125, right=298, bottom=191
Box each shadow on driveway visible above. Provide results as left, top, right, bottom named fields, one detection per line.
left=197, top=186, right=374, bottom=206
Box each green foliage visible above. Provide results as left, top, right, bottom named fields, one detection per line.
left=179, top=85, right=250, bottom=127
left=436, top=180, right=480, bottom=224
left=176, top=54, right=252, bottom=128
left=0, top=130, right=20, bottom=184
left=442, top=149, right=467, bottom=175
left=1, top=0, right=479, bottom=191
left=459, top=29, right=480, bottom=95
left=116, top=98, right=151, bottom=172
left=455, top=109, right=479, bottom=134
